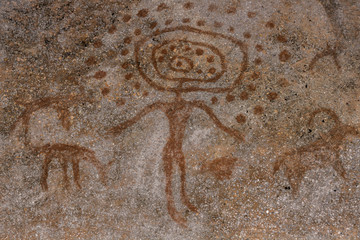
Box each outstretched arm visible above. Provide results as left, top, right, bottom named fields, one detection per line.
left=193, top=101, right=245, bottom=142
left=108, top=101, right=164, bottom=135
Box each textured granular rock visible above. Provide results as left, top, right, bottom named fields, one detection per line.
left=1, top=0, right=360, bottom=239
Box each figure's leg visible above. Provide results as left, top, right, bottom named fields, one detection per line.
left=72, top=158, right=81, bottom=189
left=60, top=158, right=70, bottom=189
left=40, top=155, right=51, bottom=191
left=177, top=154, right=198, bottom=213
left=163, top=152, right=187, bottom=227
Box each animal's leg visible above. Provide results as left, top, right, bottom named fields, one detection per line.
left=23, top=115, right=31, bottom=146
left=72, top=158, right=81, bottom=189
left=85, top=152, right=107, bottom=185
left=163, top=152, right=187, bottom=227
left=177, top=154, right=198, bottom=213
left=332, top=151, right=346, bottom=179
left=40, top=155, right=51, bottom=191
left=60, top=158, right=70, bottom=189
left=287, top=168, right=304, bottom=195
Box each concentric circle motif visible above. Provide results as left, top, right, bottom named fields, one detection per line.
left=134, top=26, right=248, bottom=93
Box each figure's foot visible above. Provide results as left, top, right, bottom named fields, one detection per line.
left=168, top=204, right=188, bottom=228
left=183, top=199, right=198, bottom=213
left=170, top=211, right=187, bottom=228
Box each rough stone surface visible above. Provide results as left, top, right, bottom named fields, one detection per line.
left=1, top=0, right=359, bottom=239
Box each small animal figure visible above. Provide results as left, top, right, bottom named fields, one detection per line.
left=274, top=108, right=360, bottom=194
left=35, top=143, right=111, bottom=191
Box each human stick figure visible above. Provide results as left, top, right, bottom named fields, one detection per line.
left=109, top=26, right=248, bottom=227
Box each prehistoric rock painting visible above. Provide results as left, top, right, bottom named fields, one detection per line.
left=36, top=143, right=111, bottom=191
left=200, top=157, right=239, bottom=180
left=274, top=108, right=360, bottom=194
left=309, top=43, right=341, bottom=70
left=10, top=95, right=91, bottom=145
left=109, top=25, right=247, bottom=227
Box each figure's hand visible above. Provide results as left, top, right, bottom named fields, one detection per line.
left=232, top=130, right=245, bottom=142
left=107, top=124, right=125, bottom=136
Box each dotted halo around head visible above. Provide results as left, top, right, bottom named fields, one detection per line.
left=134, top=25, right=248, bottom=93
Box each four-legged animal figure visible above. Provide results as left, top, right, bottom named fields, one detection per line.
left=274, top=108, right=360, bottom=194
left=36, top=143, right=111, bottom=191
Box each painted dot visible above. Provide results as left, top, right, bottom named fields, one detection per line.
left=265, top=21, right=275, bottom=28
left=197, top=20, right=205, bottom=26
left=244, top=32, right=251, bottom=38
left=254, top=105, right=264, bottom=115
left=197, top=69, right=203, bottom=74
left=101, top=88, right=110, bottom=96
left=196, top=48, right=204, bottom=55
left=277, top=35, right=287, bottom=43
left=226, top=94, right=235, bottom=102
left=251, top=72, right=260, bottom=79
left=93, top=40, right=103, bottom=48
left=123, top=14, right=131, bottom=23
left=116, top=98, right=126, bottom=106
left=157, top=3, right=168, bottom=11
left=208, top=4, right=217, bottom=12
left=165, top=19, right=173, bottom=25
left=247, top=12, right=256, bottom=18
left=125, top=73, right=133, bottom=80
left=185, top=46, right=192, bottom=51
left=226, top=6, right=237, bottom=14
left=228, top=26, right=234, bottom=32
left=267, top=92, right=278, bottom=101
left=207, top=56, right=214, bottom=63
left=214, top=21, right=223, bottom=28
left=278, top=78, right=289, bottom=87
left=208, top=68, right=216, bottom=74
left=107, top=50, right=116, bottom=59
left=247, top=84, right=256, bottom=91
left=161, top=49, right=167, bottom=54
left=134, top=82, right=141, bottom=89
left=108, top=25, right=116, bottom=34
left=182, top=18, right=191, bottom=23
left=169, top=45, right=176, bottom=51
left=184, top=2, right=194, bottom=9
left=279, top=50, right=291, bottom=62
left=255, top=44, right=263, bottom=52
left=158, top=56, right=165, bottom=62
left=121, top=49, right=129, bottom=56
left=122, top=62, right=129, bottom=69
left=85, top=56, right=97, bottom=66
left=94, top=71, right=107, bottom=79
left=236, top=114, right=246, bottom=124
left=211, top=97, right=218, bottom=104
left=176, top=61, right=182, bottom=67
left=134, top=29, right=142, bottom=35
left=239, top=91, right=249, bottom=100
left=149, top=21, right=157, bottom=29
left=143, top=91, right=149, bottom=97
left=137, top=9, right=149, bottom=18
left=254, top=58, right=262, bottom=65
left=124, top=36, right=132, bottom=44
